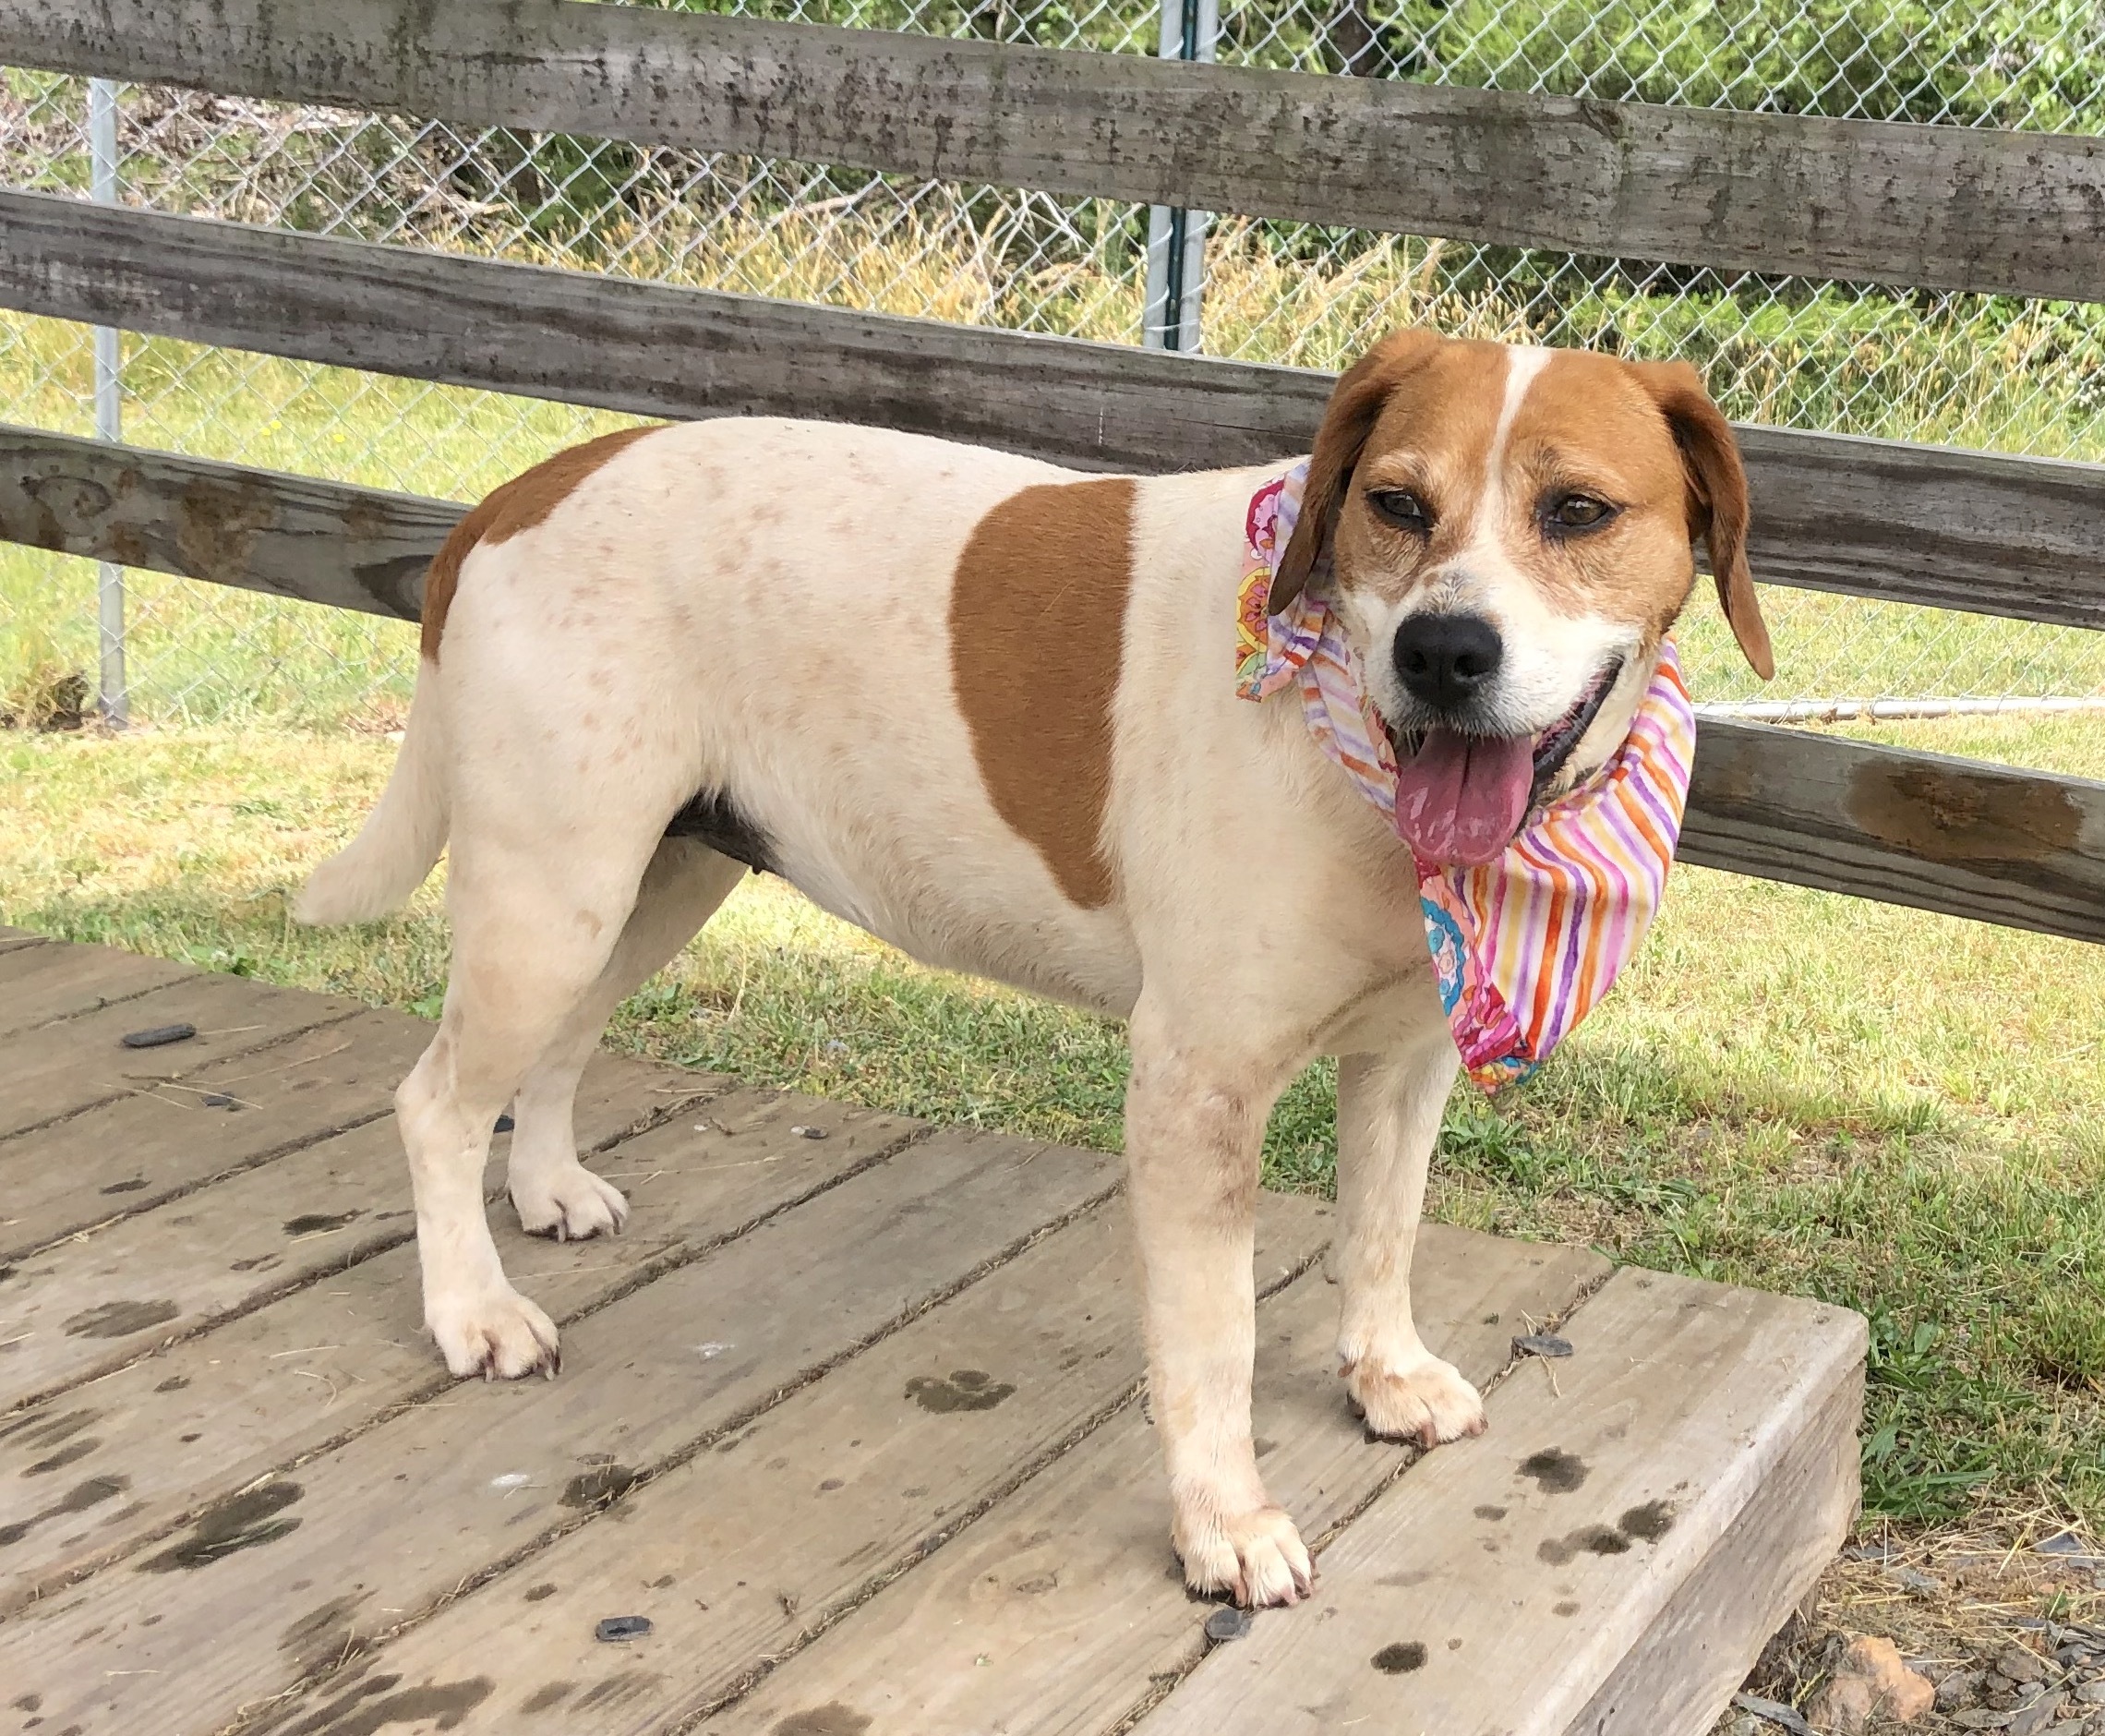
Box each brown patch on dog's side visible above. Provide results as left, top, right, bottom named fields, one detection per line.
left=419, top=426, right=661, bottom=660
left=950, top=478, right=1136, bottom=910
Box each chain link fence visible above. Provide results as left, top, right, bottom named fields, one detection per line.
left=5, top=0, right=2105, bottom=732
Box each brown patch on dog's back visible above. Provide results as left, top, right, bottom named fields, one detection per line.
left=950, top=478, right=1136, bottom=909
left=419, top=426, right=660, bottom=660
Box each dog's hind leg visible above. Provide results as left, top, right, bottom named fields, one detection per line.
left=505, top=838, right=748, bottom=1240
left=1332, top=1031, right=1486, bottom=1445
left=398, top=826, right=664, bottom=1380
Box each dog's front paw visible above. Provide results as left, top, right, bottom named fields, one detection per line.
left=1174, top=1493, right=1314, bottom=1609
left=1344, top=1346, right=1486, bottom=1448
left=511, top=1162, right=628, bottom=1242
left=427, top=1284, right=560, bottom=1380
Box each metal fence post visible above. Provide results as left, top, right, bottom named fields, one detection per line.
left=1141, top=0, right=1215, bottom=353
left=90, top=77, right=127, bottom=728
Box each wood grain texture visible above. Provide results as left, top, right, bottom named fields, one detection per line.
left=0, top=939, right=194, bottom=1038
left=0, top=1009, right=433, bottom=1262
left=5, top=0, right=2104, bottom=297
left=0, top=970, right=363, bottom=1141
left=0, top=1128, right=1119, bottom=1736
left=1684, top=718, right=2105, bottom=942
left=1566, top=1372, right=1864, bottom=1735
left=705, top=1232, right=1608, bottom=1736
left=6, top=200, right=2105, bottom=628
left=258, top=1193, right=1335, bottom=1734
left=1137, top=1266, right=1866, bottom=1736
left=0, top=416, right=455, bottom=621
left=0, top=1047, right=680, bottom=1412
left=0, top=1087, right=906, bottom=1614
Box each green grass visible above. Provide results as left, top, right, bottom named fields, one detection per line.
left=4, top=723, right=2102, bottom=1537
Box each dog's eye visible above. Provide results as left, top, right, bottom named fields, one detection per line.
left=1546, top=493, right=1616, bottom=532
left=1367, top=488, right=1432, bottom=532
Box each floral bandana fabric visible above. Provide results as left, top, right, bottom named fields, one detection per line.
left=1234, top=461, right=1698, bottom=1092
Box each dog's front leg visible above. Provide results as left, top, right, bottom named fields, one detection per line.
left=1125, top=1004, right=1311, bottom=1608
left=1333, top=1033, right=1486, bottom=1445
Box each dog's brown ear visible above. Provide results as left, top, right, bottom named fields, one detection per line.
left=1270, top=328, right=1443, bottom=613
left=1630, top=360, right=1774, bottom=681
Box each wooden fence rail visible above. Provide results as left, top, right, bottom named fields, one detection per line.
left=6, top=421, right=2105, bottom=944
left=6, top=191, right=2105, bottom=632
left=4, top=0, right=2104, bottom=300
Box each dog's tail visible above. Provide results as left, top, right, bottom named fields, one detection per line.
left=293, top=669, right=449, bottom=926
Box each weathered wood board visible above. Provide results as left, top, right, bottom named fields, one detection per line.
left=0, top=936, right=196, bottom=1037
left=0, top=1045, right=707, bottom=1410
left=0, top=1086, right=911, bottom=1609
left=12, top=210, right=2105, bottom=633
left=0, top=1009, right=433, bottom=1260
left=1137, top=1267, right=1866, bottom=1736
left=240, top=1191, right=1340, bottom=1733
left=704, top=1231, right=1610, bottom=1736
left=9, top=424, right=2105, bottom=949
left=0, top=1127, right=1119, bottom=1733
left=0, top=946, right=1869, bottom=1736
left=0, top=969, right=367, bottom=1139
left=7, top=0, right=2104, bottom=299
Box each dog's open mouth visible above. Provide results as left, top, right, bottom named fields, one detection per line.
left=1386, top=660, right=1622, bottom=867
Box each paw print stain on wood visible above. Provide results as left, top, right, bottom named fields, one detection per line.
left=561, top=1465, right=639, bottom=1510
left=63, top=1298, right=179, bottom=1339
left=905, top=1368, right=1016, bottom=1413
left=1537, top=1501, right=1676, bottom=1565
left=773, top=1705, right=872, bottom=1736
left=1517, top=1448, right=1588, bottom=1493
left=283, top=1211, right=359, bottom=1236
left=137, top=1478, right=303, bottom=1571
left=0, top=1473, right=126, bottom=1547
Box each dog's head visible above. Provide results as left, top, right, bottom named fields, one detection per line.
left=1272, top=329, right=1771, bottom=865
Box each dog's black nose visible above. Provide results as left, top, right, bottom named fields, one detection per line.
left=1393, top=613, right=1505, bottom=711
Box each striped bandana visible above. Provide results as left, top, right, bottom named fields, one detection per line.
left=1234, top=461, right=1697, bottom=1093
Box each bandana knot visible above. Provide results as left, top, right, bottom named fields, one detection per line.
left=1235, top=460, right=1697, bottom=1092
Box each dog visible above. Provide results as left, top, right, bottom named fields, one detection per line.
left=295, top=328, right=1772, bottom=1608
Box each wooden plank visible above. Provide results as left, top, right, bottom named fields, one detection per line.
left=246, top=1190, right=1337, bottom=1734
left=0, top=939, right=195, bottom=1038
left=6, top=1, right=2105, bottom=299
left=0, top=416, right=456, bottom=622
left=0, top=1045, right=700, bottom=1410
left=1735, top=426, right=2105, bottom=626
left=0, top=199, right=1326, bottom=487
left=15, top=431, right=2105, bottom=946
left=10, top=202, right=2105, bottom=630
left=0, top=970, right=367, bottom=1141
left=0, top=1086, right=908, bottom=1611
left=0, top=926, right=47, bottom=953
left=1565, top=1375, right=1863, bottom=1733
left=1683, top=717, right=2105, bottom=942
left=704, top=1230, right=1609, bottom=1736
left=0, top=1008, right=434, bottom=1262
left=0, top=1127, right=1120, bottom=1736
left=1135, top=1267, right=1865, bottom=1736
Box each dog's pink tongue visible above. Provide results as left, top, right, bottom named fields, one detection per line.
left=1392, top=729, right=1534, bottom=865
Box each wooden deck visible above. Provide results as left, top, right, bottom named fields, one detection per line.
left=0, top=929, right=1868, bottom=1736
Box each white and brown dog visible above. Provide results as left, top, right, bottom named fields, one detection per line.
left=295, top=328, right=1773, bottom=1607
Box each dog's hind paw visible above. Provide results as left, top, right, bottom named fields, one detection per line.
left=1343, top=1346, right=1486, bottom=1449
left=511, top=1162, right=629, bottom=1242
left=1176, top=1501, right=1314, bottom=1609
left=428, top=1284, right=561, bottom=1380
